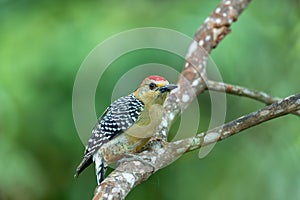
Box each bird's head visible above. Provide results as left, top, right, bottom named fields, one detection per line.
left=133, top=75, right=177, bottom=107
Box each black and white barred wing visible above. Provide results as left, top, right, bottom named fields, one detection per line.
left=75, top=94, right=144, bottom=176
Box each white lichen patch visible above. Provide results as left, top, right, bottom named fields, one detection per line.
left=198, top=63, right=203, bottom=69
left=151, top=156, right=157, bottom=163
left=169, top=113, right=175, bottom=121
left=222, top=131, right=231, bottom=138
left=198, top=40, right=204, bottom=46
left=215, top=7, right=221, bottom=13
left=225, top=0, right=231, bottom=5
left=296, top=99, right=300, bottom=105
left=204, top=132, right=220, bottom=144
left=133, top=161, right=141, bottom=166
left=157, top=148, right=165, bottom=155
left=115, top=175, right=123, bottom=182
left=260, top=110, right=270, bottom=116
left=182, top=94, right=190, bottom=103
left=205, top=35, right=211, bottom=41
left=186, top=40, right=198, bottom=57
left=107, top=194, right=114, bottom=200
left=243, top=89, right=252, bottom=95
left=212, top=27, right=224, bottom=41
left=176, top=147, right=186, bottom=154
left=198, top=132, right=205, bottom=137
left=192, top=78, right=200, bottom=87
left=173, top=140, right=183, bottom=145
left=112, top=187, right=121, bottom=194
left=161, top=130, right=167, bottom=137
left=204, top=17, right=210, bottom=23
left=215, top=18, right=221, bottom=24
left=122, top=173, right=135, bottom=187
left=161, top=118, right=168, bottom=127
left=102, top=193, right=109, bottom=198
left=261, top=92, right=270, bottom=99
left=237, top=115, right=245, bottom=121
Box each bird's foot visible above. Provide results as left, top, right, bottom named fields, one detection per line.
left=147, top=136, right=168, bottom=150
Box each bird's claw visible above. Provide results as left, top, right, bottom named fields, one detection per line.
left=147, top=136, right=168, bottom=149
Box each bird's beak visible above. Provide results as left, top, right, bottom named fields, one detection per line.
left=158, top=84, right=177, bottom=93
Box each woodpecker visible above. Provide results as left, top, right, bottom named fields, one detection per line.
left=75, top=75, right=177, bottom=184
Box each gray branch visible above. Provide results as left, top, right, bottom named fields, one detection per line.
left=93, top=93, right=300, bottom=200
left=206, top=80, right=300, bottom=116
left=186, top=93, right=300, bottom=151
left=152, top=0, right=252, bottom=140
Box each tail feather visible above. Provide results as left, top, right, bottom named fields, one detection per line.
left=94, top=153, right=107, bottom=184
left=74, top=156, right=93, bottom=178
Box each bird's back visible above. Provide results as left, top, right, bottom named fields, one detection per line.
left=75, top=94, right=144, bottom=177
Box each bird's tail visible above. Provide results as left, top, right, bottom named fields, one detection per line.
left=94, top=154, right=108, bottom=184
left=74, top=156, right=93, bottom=178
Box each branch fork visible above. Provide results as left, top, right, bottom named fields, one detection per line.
left=91, top=0, right=300, bottom=199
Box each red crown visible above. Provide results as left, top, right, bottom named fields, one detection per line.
left=147, top=75, right=166, bottom=81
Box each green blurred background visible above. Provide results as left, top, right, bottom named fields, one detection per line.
left=1, top=0, right=300, bottom=199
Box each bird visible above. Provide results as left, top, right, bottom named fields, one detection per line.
left=74, top=75, right=177, bottom=184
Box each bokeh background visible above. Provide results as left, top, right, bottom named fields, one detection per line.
left=1, top=0, right=300, bottom=199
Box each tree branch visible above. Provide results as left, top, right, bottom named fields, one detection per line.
left=153, top=0, right=252, bottom=140
left=92, top=0, right=254, bottom=199
left=206, top=80, right=300, bottom=116
left=93, top=94, right=300, bottom=200
left=186, top=93, right=300, bottom=151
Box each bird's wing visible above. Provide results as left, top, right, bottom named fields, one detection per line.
left=75, top=94, right=144, bottom=176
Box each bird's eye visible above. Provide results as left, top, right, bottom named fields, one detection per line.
left=149, top=83, right=156, bottom=90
